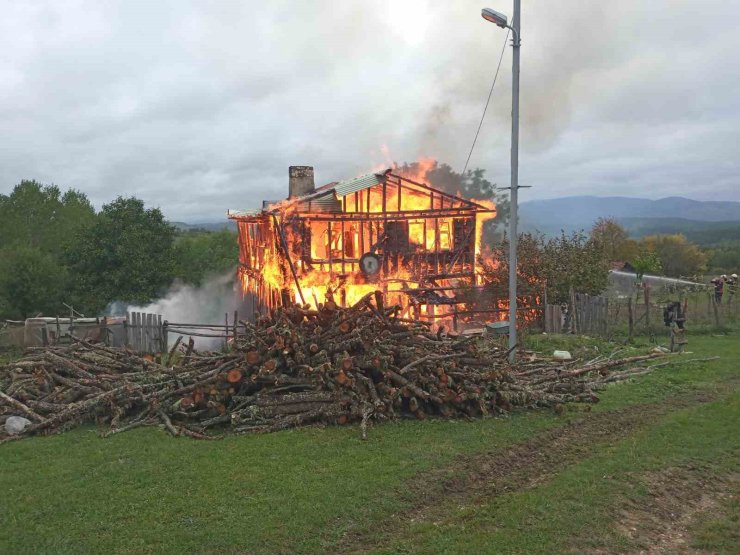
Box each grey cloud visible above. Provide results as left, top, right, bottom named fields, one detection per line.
left=0, top=0, right=738, bottom=222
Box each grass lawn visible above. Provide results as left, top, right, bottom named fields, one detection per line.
left=1, top=334, right=738, bottom=554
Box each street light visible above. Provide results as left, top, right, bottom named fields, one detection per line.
left=481, top=7, right=508, bottom=28
left=482, top=2, right=521, bottom=363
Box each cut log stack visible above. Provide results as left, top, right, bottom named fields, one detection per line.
left=1, top=292, right=666, bottom=442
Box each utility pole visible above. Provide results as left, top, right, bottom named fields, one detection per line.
left=508, top=0, right=521, bottom=363
left=481, top=2, right=521, bottom=362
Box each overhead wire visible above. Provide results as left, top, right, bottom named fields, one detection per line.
left=461, top=28, right=510, bottom=176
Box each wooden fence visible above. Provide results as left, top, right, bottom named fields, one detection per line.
left=543, top=294, right=609, bottom=336
left=543, top=289, right=739, bottom=337
left=2, top=311, right=240, bottom=354
left=125, top=312, right=166, bottom=354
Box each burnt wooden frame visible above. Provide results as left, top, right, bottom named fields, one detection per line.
left=231, top=173, right=496, bottom=318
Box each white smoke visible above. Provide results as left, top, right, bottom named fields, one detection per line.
left=114, top=271, right=242, bottom=348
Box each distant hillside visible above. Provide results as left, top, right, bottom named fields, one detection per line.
left=620, top=218, right=740, bottom=244
left=170, top=221, right=236, bottom=232
left=520, top=196, right=740, bottom=236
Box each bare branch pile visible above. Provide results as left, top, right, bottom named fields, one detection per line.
left=1, top=292, right=665, bottom=442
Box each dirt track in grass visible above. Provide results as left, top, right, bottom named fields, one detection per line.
left=331, top=390, right=723, bottom=554
left=602, top=465, right=739, bottom=555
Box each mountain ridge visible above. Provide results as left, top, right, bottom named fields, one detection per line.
left=519, top=195, right=740, bottom=235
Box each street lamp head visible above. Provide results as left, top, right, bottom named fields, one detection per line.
left=481, top=7, right=507, bottom=28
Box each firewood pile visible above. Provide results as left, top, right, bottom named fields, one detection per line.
left=1, top=292, right=665, bottom=442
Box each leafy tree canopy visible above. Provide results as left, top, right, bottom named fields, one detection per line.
left=0, top=180, right=95, bottom=255
left=589, top=217, right=638, bottom=262
left=174, top=230, right=238, bottom=286
left=0, top=246, right=65, bottom=319
left=65, top=197, right=177, bottom=313
left=638, top=234, right=707, bottom=278
left=631, top=249, right=662, bottom=280
left=480, top=231, right=610, bottom=304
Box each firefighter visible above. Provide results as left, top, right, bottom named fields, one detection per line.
left=710, top=276, right=724, bottom=304
left=727, top=273, right=738, bottom=304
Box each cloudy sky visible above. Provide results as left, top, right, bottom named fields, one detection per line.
left=2, top=0, right=739, bottom=221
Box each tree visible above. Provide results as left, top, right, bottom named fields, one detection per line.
left=540, top=231, right=611, bottom=302
left=631, top=249, right=662, bottom=282
left=478, top=232, right=544, bottom=298
left=708, top=244, right=740, bottom=273
left=479, top=231, right=610, bottom=304
left=65, top=197, right=177, bottom=313
left=0, top=246, right=65, bottom=319
left=174, top=230, right=239, bottom=285
left=0, top=181, right=96, bottom=319
left=589, top=217, right=637, bottom=262
left=638, top=234, right=707, bottom=277
left=0, top=180, right=95, bottom=256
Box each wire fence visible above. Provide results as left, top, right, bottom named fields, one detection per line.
left=543, top=288, right=738, bottom=339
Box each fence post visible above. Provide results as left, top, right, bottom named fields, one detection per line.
left=135, top=312, right=142, bottom=352
left=627, top=298, right=634, bottom=340
left=149, top=313, right=155, bottom=353
left=130, top=312, right=136, bottom=351
left=570, top=287, right=577, bottom=334
left=146, top=313, right=154, bottom=353
left=101, top=316, right=108, bottom=346
left=157, top=314, right=165, bottom=352
left=707, top=292, right=711, bottom=323
left=125, top=312, right=130, bottom=349
left=712, top=297, right=721, bottom=328
left=644, top=285, right=650, bottom=333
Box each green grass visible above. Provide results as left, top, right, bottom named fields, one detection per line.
left=1, top=335, right=738, bottom=554
left=690, top=493, right=740, bottom=553
left=377, top=392, right=739, bottom=555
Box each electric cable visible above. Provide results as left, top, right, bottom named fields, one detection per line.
left=461, top=28, right=510, bottom=176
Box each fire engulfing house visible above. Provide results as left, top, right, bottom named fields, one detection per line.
left=228, top=166, right=497, bottom=327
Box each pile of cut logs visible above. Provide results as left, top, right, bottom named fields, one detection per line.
left=1, top=292, right=665, bottom=442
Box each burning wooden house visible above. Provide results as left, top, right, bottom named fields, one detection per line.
left=228, top=166, right=497, bottom=327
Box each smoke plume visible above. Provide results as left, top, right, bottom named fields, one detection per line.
left=114, top=271, right=241, bottom=348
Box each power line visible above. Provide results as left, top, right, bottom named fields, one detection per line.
left=461, top=28, right=510, bottom=176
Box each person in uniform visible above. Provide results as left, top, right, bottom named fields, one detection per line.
left=727, top=273, right=738, bottom=304
left=710, top=276, right=724, bottom=304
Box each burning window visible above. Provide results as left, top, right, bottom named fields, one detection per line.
left=344, top=225, right=359, bottom=258
left=311, top=221, right=328, bottom=260
left=408, top=219, right=452, bottom=251
left=409, top=220, right=424, bottom=248
left=438, top=219, right=452, bottom=250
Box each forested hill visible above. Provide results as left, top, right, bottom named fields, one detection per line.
left=520, top=196, right=740, bottom=236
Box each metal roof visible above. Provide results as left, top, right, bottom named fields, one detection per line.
left=294, top=194, right=342, bottom=213
left=332, top=172, right=386, bottom=197
left=227, top=169, right=491, bottom=219
left=227, top=208, right=263, bottom=219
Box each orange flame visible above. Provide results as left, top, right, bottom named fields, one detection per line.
left=233, top=157, right=547, bottom=331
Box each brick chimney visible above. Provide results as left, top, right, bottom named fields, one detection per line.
left=288, top=166, right=315, bottom=198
